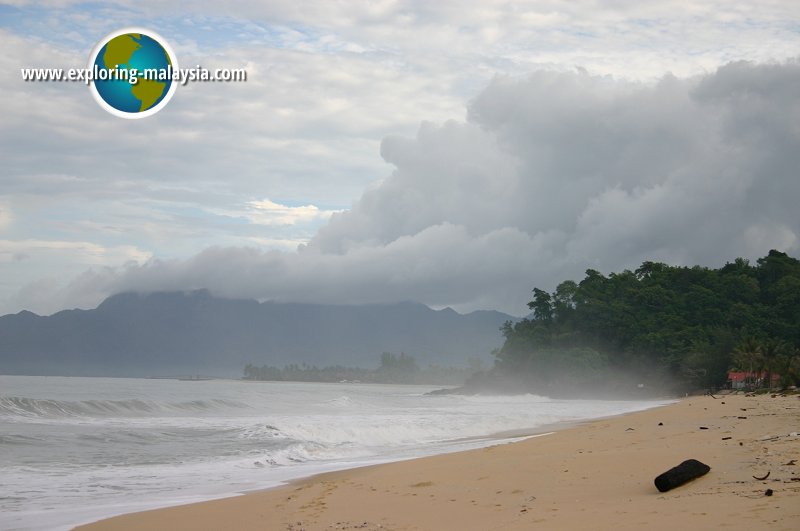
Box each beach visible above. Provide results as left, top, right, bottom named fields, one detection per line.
left=76, top=393, right=799, bottom=530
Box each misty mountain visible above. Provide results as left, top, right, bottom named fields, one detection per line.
left=0, top=290, right=513, bottom=377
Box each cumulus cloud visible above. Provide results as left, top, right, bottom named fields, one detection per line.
left=13, top=59, right=799, bottom=316
left=309, top=60, right=800, bottom=281
left=4, top=1, right=800, bottom=315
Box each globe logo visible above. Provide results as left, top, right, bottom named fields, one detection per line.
left=88, top=28, right=178, bottom=118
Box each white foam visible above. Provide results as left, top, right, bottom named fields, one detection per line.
left=0, top=376, right=670, bottom=531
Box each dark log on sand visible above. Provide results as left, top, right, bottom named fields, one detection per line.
left=654, top=459, right=711, bottom=492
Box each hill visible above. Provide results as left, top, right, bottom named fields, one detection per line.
left=0, top=291, right=512, bottom=377
left=486, top=250, right=800, bottom=395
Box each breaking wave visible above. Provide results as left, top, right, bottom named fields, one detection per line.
left=0, top=396, right=249, bottom=419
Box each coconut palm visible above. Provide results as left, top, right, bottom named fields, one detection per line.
left=733, top=337, right=763, bottom=390
left=774, top=347, right=799, bottom=388
left=760, top=339, right=788, bottom=390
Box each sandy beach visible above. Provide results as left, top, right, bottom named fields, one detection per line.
left=76, top=393, right=799, bottom=531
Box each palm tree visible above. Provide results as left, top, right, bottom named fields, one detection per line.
left=774, top=347, right=800, bottom=388
left=761, top=339, right=788, bottom=390
left=733, top=337, right=763, bottom=390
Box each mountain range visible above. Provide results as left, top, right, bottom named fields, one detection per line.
left=0, top=290, right=514, bottom=377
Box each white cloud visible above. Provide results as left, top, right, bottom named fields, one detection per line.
left=10, top=59, right=798, bottom=317
left=3, top=3, right=800, bottom=316
left=242, top=199, right=343, bottom=226
left=0, top=240, right=152, bottom=315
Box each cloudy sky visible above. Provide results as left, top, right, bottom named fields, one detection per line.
left=1, top=1, right=799, bottom=316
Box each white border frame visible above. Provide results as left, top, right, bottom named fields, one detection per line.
left=87, top=27, right=179, bottom=119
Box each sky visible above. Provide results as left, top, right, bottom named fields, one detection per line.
left=1, top=1, right=799, bottom=317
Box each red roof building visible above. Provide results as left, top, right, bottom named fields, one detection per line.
left=727, top=371, right=781, bottom=389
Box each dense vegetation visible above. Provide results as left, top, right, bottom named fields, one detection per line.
left=244, top=352, right=484, bottom=385
left=491, top=250, right=800, bottom=394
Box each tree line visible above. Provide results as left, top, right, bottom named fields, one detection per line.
left=244, top=352, right=484, bottom=385
left=490, top=250, right=800, bottom=394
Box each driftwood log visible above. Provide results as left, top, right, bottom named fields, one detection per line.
left=654, top=459, right=711, bottom=492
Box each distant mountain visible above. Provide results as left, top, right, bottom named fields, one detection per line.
left=0, top=291, right=514, bottom=377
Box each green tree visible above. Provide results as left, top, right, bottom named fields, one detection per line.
left=732, top=337, right=763, bottom=390
left=491, top=251, right=800, bottom=393
left=528, top=288, right=554, bottom=321
left=760, top=339, right=788, bottom=390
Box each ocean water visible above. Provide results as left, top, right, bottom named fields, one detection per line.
left=0, top=376, right=669, bottom=530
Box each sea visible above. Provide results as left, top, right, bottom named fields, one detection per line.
left=0, top=375, right=670, bottom=530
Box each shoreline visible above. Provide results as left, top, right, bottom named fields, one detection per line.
left=76, top=393, right=800, bottom=530
left=65, top=403, right=661, bottom=531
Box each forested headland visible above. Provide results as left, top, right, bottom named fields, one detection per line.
left=243, top=251, right=799, bottom=396
left=473, top=250, right=800, bottom=396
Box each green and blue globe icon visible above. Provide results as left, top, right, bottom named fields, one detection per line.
left=88, top=29, right=177, bottom=118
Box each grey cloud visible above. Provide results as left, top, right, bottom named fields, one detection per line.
left=23, top=59, right=798, bottom=317
left=100, top=224, right=560, bottom=313
left=313, top=61, right=800, bottom=273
